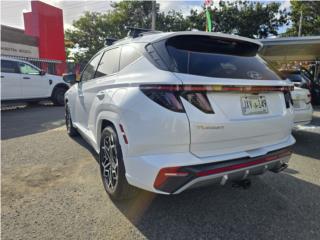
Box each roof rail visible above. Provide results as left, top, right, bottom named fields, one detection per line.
left=125, top=26, right=162, bottom=38
left=105, top=37, right=118, bottom=46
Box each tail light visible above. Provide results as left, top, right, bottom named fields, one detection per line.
left=182, top=92, right=214, bottom=113
left=140, top=84, right=292, bottom=113
left=284, top=91, right=293, bottom=108
left=306, top=93, right=312, bottom=104
left=140, top=85, right=214, bottom=113
left=140, top=87, right=185, bottom=112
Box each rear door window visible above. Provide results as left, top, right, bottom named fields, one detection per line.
left=165, top=35, right=281, bottom=80
left=1, top=60, right=19, bottom=73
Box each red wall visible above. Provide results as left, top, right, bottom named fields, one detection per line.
left=24, top=1, right=66, bottom=75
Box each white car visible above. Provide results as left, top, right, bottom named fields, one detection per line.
left=64, top=31, right=295, bottom=200
left=291, top=87, right=313, bottom=126
left=1, top=57, right=69, bottom=105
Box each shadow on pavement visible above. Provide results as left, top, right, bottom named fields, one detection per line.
left=71, top=135, right=99, bottom=162
left=1, top=104, right=65, bottom=140
left=292, top=130, right=320, bottom=160
left=113, top=173, right=320, bottom=240
left=292, top=112, right=320, bottom=160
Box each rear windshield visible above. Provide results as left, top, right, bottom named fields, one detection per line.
left=286, top=74, right=302, bottom=82
left=165, top=35, right=281, bottom=80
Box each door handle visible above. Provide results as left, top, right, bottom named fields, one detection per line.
left=96, top=91, right=105, bottom=100
left=23, top=77, right=30, bottom=79
left=0, top=76, right=4, bottom=78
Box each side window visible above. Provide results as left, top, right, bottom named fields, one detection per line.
left=1, top=60, right=19, bottom=73
left=19, top=62, right=40, bottom=75
left=120, top=45, right=141, bottom=70
left=81, top=52, right=102, bottom=82
left=95, top=48, right=120, bottom=78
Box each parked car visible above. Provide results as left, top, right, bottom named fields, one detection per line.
left=280, top=69, right=311, bottom=89
left=291, top=87, right=313, bottom=126
left=281, top=68, right=320, bottom=105
left=64, top=31, right=295, bottom=200
left=1, top=57, right=69, bottom=105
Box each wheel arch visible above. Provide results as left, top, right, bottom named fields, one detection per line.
left=95, top=111, right=123, bottom=154
left=51, top=83, right=69, bottom=97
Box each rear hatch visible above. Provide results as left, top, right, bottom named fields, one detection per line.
left=153, top=34, right=294, bottom=158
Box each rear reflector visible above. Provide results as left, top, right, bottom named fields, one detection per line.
left=154, top=167, right=189, bottom=189
left=119, top=124, right=128, bottom=144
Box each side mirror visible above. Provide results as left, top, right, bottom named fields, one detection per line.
left=63, top=73, right=78, bottom=84
left=40, top=70, right=46, bottom=76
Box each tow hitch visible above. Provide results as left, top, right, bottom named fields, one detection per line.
left=232, top=179, right=251, bottom=189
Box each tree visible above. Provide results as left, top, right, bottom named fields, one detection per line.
left=284, top=0, right=320, bottom=36
left=65, top=1, right=156, bottom=63
left=65, top=0, right=289, bottom=62
left=208, top=1, right=288, bottom=38
left=156, top=10, right=190, bottom=31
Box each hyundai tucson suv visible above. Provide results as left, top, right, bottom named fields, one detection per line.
left=64, top=31, right=295, bottom=200
left=1, top=57, right=69, bottom=105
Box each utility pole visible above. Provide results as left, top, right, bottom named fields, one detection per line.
left=298, top=10, right=303, bottom=37
left=151, top=0, right=156, bottom=30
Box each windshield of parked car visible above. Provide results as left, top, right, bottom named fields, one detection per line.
left=165, top=35, right=282, bottom=80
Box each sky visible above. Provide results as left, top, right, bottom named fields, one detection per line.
left=1, top=0, right=291, bottom=32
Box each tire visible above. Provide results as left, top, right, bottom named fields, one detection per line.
left=99, top=126, right=138, bottom=200
left=65, top=106, right=78, bottom=137
left=27, top=101, right=39, bottom=106
left=52, top=87, right=67, bottom=106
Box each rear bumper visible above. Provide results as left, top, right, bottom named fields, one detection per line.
left=124, top=136, right=295, bottom=194
left=294, top=105, right=313, bottom=126
left=158, top=148, right=291, bottom=194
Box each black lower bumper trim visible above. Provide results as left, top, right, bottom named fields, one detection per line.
left=156, top=147, right=292, bottom=194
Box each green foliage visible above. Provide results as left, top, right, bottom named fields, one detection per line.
left=284, top=0, right=320, bottom=36
left=210, top=1, right=288, bottom=38
left=156, top=10, right=190, bottom=32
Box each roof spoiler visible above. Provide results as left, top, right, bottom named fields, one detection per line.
left=125, top=26, right=162, bottom=38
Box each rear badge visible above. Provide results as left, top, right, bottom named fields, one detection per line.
left=197, top=125, right=224, bottom=130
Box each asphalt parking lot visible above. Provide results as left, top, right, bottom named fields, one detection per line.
left=1, top=104, right=320, bottom=240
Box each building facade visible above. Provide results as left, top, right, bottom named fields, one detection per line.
left=1, top=1, right=66, bottom=75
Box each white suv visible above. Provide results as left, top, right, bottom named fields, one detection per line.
left=64, top=31, right=295, bottom=200
left=1, top=57, right=69, bottom=105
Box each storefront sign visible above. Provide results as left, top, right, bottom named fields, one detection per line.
left=1, top=41, right=39, bottom=58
